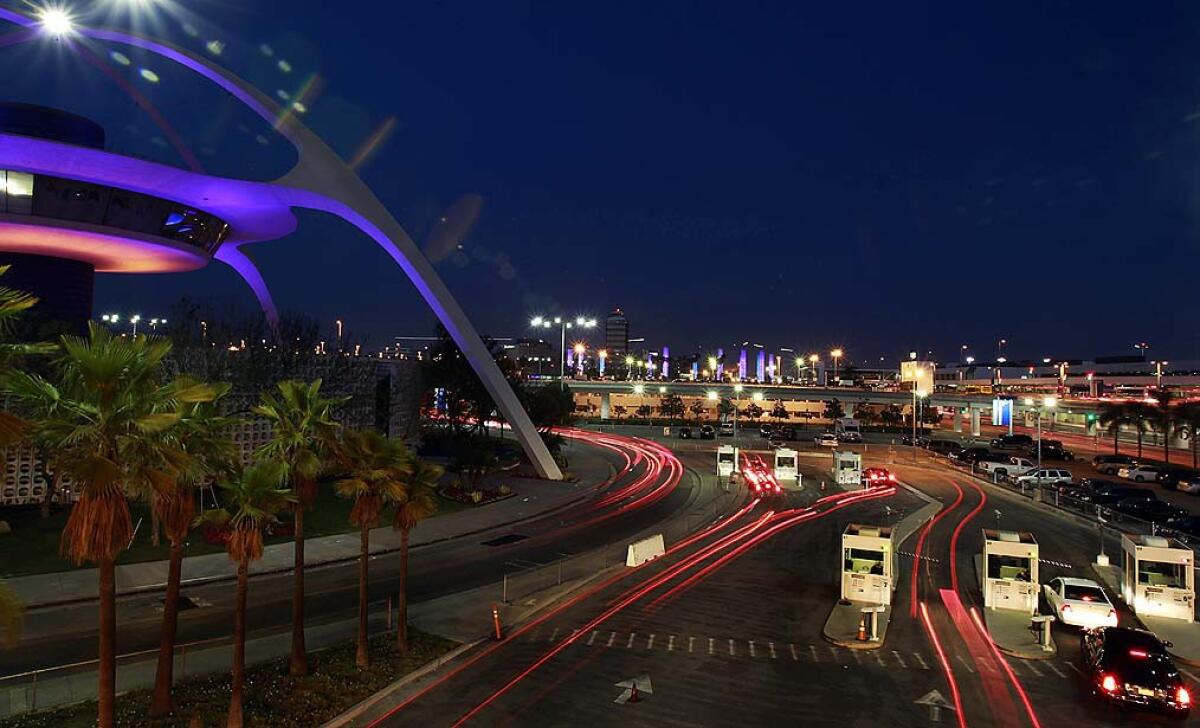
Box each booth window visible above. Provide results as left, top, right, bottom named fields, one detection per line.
left=1138, top=559, right=1187, bottom=589
left=1, top=170, right=33, bottom=214
left=777, top=457, right=795, bottom=468
left=987, top=554, right=1030, bottom=581
left=844, top=547, right=885, bottom=575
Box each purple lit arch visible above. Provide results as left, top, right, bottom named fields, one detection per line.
left=0, top=8, right=564, bottom=479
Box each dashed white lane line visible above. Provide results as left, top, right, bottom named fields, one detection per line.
left=1024, top=661, right=1044, bottom=678
left=874, top=651, right=885, bottom=667
left=790, top=644, right=799, bottom=661
left=587, top=630, right=598, bottom=646
left=956, top=655, right=975, bottom=673
left=829, top=645, right=840, bottom=663
left=1045, top=662, right=1065, bottom=678
left=688, top=636, right=695, bottom=653
left=729, top=639, right=736, bottom=656
left=769, top=642, right=777, bottom=659
left=914, top=653, right=929, bottom=670
left=892, top=651, right=907, bottom=668
left=749, top=640, right=757, bottom=658
left=1066, top=662, right=1083, bottom=676
left=607, top=631, right=616, bottom=648
left=549, top=627, right=560, bottom=642
left=709, top=637, right=715, bottom=656
left=809, top=645, right=819, bottom=661
left=627, top=633, right=636, bottom=649
left=668, top=635, right=675, bottom=652
left=646, top=634, right=656, bottom=650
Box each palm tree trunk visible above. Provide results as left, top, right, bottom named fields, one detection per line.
left=397, top=528, right=409, bottom=652
left=228, top=558, right=248, bottom=728
left=289, top=507, right=307, bottom=676
left=149, top=538, right=184, bottom=716
left=150, top=508, right=161, bottom=548
left=98, top=556, right=116, bottom=728
left=356, top=524, right=370, bottom=670
left=1193, top=434, right=1197, bottom=469
left=1137, top=429, right=1144, bottom=458
left=40, top=471, right=61, bottom=520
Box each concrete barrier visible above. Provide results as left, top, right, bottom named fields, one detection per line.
left=626, top=533, right=666, bottom=567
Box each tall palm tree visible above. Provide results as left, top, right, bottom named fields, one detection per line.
left=196, top=461, right=293, bottom=728
left=3, top=323, right=216, bottom=728
left=1127, top=401, right=1153, bottom=459
left=1147, top=389, right=1177, bottom=464
left=149, top=391, right=239, bottom=717
left=1176, top=402, right=1200, bottom=469
left=1098, top=401, right=1133, bottom=455
left=251, top=379, right=346, bottom=676
left=335, top=430, right=410, bottom=669
left=391, top=458, right=441, bottom=652
left=0, top=264, right=50, bottom=448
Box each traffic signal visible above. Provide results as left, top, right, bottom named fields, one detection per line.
left=1086, top=413, right=1097, bottom=423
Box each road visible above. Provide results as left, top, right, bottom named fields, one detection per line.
left=0, top=430, right=700, bottom=677
left=362, top=442, right=1198, bottom=727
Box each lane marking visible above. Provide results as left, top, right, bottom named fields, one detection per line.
left=647, top=634, right=656, bottom=650
left=729, top=638, right=735, bottom=656
left=810, top=644, right=819, bottom=661
left=892, top=651, right=907, bottom=668
left=549, top=627, right=559, bottom=642
left=1045, top=662, right=1065, bottom=678
left=587, top=630, right=598, bottom=646
left=688, top=636, right=695, bottom=653
left=769, top=642, right=777, bottom=659
left=627, top=633, right=636, bottom=649
left=956, top=654, right=976, bottom=673
left=607, top=631, right=616, bottom=648
left=749, top=640, right=756, bottom=658
left=1066, top=662, right=1083, bottom=676
left=914, top=653, right=929, bottom=670
left=829, top=645, right=839, bottom=663
left=530, top=626, right=541, bottom=641
left=709, top=637, right=715, bottom=655
left=668, top=635, right=675, bottom=652
left=790, top=643, right=799, bottom=661
left=1024, top=661, right=1043, bottom=677
left=874, top=651, right=885, bottom=667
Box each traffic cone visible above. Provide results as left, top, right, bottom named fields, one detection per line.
left=857, top=615, right=868, bottom=641
left=629, top=683, right=641, bottom=703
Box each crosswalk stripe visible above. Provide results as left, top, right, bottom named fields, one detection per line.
left=729, top=639, right=736, bottom=656
left=749, top=640, right=756, bottom=658
left=1046, top=662, right=1065, bottom=678
left=1025, top=661, right=1044, bottom=677
left=790, top=643, right=799, bottom=661
left=587, top=630, right=597, bottom=646
left=688, top=636, right=695, bottom=653
left=892, top=651, right=907, bottom=668
left=607, top=631, right=616, bottom=647
left=709, top=637, right=715, bottom=655
left=549, top=627, right=559, bottom=642
left=627, top=632, right=636, bottom=649
left=647, top=634, right=656, bottom=650
left=668, top=635, right=675, bottom=651
left=769, top=642, right=777, bottom=659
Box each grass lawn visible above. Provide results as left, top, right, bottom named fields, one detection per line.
left=0, top=629, right=457, bottom=728
left=0, top=486, right=474, bottom=579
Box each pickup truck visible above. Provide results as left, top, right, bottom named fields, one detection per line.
left=977, top=456, right=1036, bottom=479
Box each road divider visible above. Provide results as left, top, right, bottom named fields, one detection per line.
left=626, top=534, right=666, bottom=567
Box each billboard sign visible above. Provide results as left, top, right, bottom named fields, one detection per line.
left=991, top=398, right=1012, bottom=427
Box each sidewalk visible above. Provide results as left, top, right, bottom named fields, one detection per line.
left=7, top=441, right=615, bottom=610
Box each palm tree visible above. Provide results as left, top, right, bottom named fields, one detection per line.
left=197, top=461, right=293, bottom=728
left=1098, top=401, right=1132, bottom=455
left=1174, top=402, right=1200, bottom=469
left=1147, top=389, right=1177, bottom=464
left=149, top=392, right=239, bottom=717
left=251, top=379, right=346, bottom=676
left=391, top=458, right=441, bottom=652
left=0, top=264, right=50, bottom=448
left=335, top=430, right=410, bottom=669
left=1127, top=401, right=1153, bottom=458
left=3, top=323, right=216, bottom=728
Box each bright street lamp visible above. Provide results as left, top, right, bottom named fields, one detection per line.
left=633, top=384, right=645, bottom=395
left=531, top=314, right=594, bottom=389
left=38, top=7, right=74, bottom=36
left=1024, top=396, right=1057, bottom=470
left=706, top=390, right=718, bottom=401
left=830, top=348, right=843, bottom=386
left=752, top=391, right=764, bottom=402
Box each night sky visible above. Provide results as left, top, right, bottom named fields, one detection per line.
left=3, top=1, right=1200, bottom=363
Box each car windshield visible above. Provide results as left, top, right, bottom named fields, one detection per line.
left=1063, top=585, right=1106, bottom=602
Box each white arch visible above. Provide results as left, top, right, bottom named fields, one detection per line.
left=0, top=10, right=564, bottom=479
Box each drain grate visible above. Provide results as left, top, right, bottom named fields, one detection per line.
left=482, top=533, right=528, bottom=547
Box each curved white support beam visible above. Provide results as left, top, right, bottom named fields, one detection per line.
left=0, top=11, right=564, bottom=480
left=214, top=246, right=281, bottom=335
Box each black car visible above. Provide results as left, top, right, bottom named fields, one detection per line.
left=774, top=426, right=797, bottom=440
left=1078, top=484, right=1151, bottom=506
left=1156, top=467, right=1200, bottom=490
left=1094, top=454, right=1137, bottom=475
left=950, top=447, right=992, bottom=464
left=991, top=434, right=1034, bottom=449
left=1081, top=627, right=1190, bottom=719
left=1164, top=515, right=1200, bottom=541
left=1029, top=443, right=1074, bottom=461
left=925, top=439, right=962, bottom=456
left=1113, top=499, right=1188, bottom=525
left=758, top=424, right=773, bottom=437
left=901, top=434, right=929, bottom=447
left=678, top=426, right=693, bottom=439
left=699, top=425, right=716, bottom=440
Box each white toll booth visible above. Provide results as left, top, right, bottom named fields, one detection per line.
left=841, top=524, right=896, bottom=605
left=1120, top=534, right=1195, bottom=622
left=716, top=445, right=739, bottom=478
left=774, top=448, right=799, bottom=483
left=982, top=530, right=1039, bottom=614
left=832, top=450, right=862, bottom=486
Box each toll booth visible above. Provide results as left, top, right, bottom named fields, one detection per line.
left=716, top=445, right=739, bottom=478
left=774, top=448, right=798, bottom=482
left=841, top=524, right=896, bottom=605
left=1120, top=534, right=1195, bottom=622
left=982, top=530, right=1039, bottom=614
left=832, top=451, right=862, bottom=486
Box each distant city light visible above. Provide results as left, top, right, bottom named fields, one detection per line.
left=706, top=391, right=718, bottom=401
left=39, top=7, right=73, bottom=36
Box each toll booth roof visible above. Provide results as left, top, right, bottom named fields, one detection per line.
left=982, top=529, right=1037, bottom=545
left=1121, top=533, right=1188, bottom=551
left=845, top=523, right=893, bottom=538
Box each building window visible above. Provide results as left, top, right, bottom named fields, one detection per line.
left=1, top=170, right=33, bottom=215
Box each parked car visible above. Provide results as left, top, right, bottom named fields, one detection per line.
left=1111, top=493, right=1162, bottom=518
left=1013, top=468, right=1073, bottom=488
left=718, top=422, right=735, bottom=437
left=901, top=434, right=929, bottom=447
left=978, top=456, right=1036, bottom=479
left=1028, top=443, right=1074, bottom=461
left=950, top=446, right=992, bottom=465
left=925, top=439, right=961, bottom=456
left=1156, top=467, right=1199, bottom=490
left=1081, top=627, right=1190, bottom=719
left=678, top=426, right=693, bottom=439
left=1042, top=577, right=1118, bottom=629
left=699, top=425, right=716, bottom=440
left=1115, top=499, right=1188, bottom=525
left=990, top=434, right=1034, bottom=449
left=774, top=426, right=797, bottom=440
left=1118, top=464, right=1162, bottom=483
left=1163, top=515, right=1200, bottom=541
left=1177, top=474, right=1200, bottom=496
left=1084, top=487, right=1155, bottom=508
left=837, top=431, right=863, bottom=444
left=758, top=424, right=773, bottom=437
left=815, top=432, right=839, bottom=447
left=1093, top=454, right=1137, bottom=475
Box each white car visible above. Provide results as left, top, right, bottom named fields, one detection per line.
left=814, top=433, right=838, bottom=447
left=1118, top=464, right=1161, bottom=483
left=1042, top=577, right=1118, bottom=629
left=1013, top=468, right=1072, bottom=488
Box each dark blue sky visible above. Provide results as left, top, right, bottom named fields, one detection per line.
left=5, top=1, right=1200, bottom=363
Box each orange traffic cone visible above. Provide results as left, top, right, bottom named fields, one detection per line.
left=629, top=683, right=641, bottom=703
left=857, top=615, right=868, bottom=641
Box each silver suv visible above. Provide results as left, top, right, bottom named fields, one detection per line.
left=1013, top=468, right=1072, bottom=487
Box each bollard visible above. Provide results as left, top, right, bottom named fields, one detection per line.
left=492, top=603, right=503, bottom=640
left=502, top=573, right=509, bottom=604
